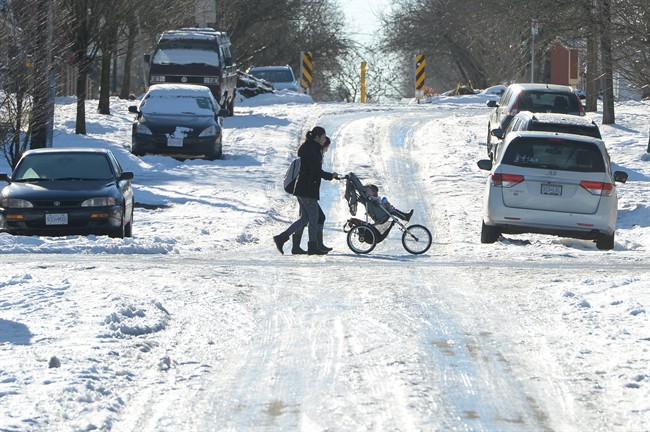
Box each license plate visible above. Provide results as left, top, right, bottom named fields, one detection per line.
left=167, top=137, right=183, bottom=147
left=541, top=184, right=562, bottom=196
left=46, top=213, right=68, bottom=225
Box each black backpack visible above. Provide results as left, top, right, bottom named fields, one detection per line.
left=283, top=158, right=300, bottom=194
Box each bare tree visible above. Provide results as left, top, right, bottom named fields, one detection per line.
left=59, top=0, right=114, bottom=134
left=600, top=0, right=616, bottom=124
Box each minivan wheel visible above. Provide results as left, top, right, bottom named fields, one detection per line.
left=481, top=221, right=500, bottom=244
left=596, top=232, right=614, bottom=250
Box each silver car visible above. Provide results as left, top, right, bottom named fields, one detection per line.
left=477, top=131, right=628, bottom=250
left=247, top=66, right=300, bottom=92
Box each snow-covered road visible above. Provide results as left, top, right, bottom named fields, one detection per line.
left=1, top=95, right=648, bottom=431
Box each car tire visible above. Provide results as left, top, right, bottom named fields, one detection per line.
left=124, top=207, right=133, bottom=238
left=596, top=232, right=614, bottom=250
left=481, top=221, right=500, bottom=244
left=227, top=97, right=235, bottom=117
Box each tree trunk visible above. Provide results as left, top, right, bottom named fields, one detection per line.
left=98, top=51, right=112, bottom=114
left=75, top=68, right=87, bottom=135
left=600, top=0, right=616, bottom=124
left=585, top=21, right=598, bottom=112
left=119, top=21, right=136, bottom=99
left=28, top=0, right=53, bottom=149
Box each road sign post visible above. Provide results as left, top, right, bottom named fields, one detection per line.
left=415, top=53, right=425, bottom=101
left=300, top=51, right=313, bottom=95
left=360, top=61, right=367, bottom=103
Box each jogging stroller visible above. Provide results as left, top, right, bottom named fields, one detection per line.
left=342, top=172, right=432, bottom=254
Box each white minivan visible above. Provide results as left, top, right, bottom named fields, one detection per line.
left=477, top=131, right=628, bottom=250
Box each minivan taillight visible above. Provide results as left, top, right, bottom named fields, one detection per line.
left=580, top=180, right=613, bottom=196
left=491, top=173, right=525, bottom=188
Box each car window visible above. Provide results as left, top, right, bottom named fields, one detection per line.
left=141, top=94, right=215, bottom=115
left=502, top=137, right=606, bottom=172
left=500, top=89, right=512, bottom=106
left=529, top=123, right=601, bottom=138
left=519, top=91, right=581, bottom=114
left=250, top=69, right=294, bottom=83
left=13, top=153, right=115, bottom=181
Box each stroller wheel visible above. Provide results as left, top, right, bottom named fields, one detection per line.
left=402, top=224, right=432, bottom=254
left=347, top=224, right=377, bottom=254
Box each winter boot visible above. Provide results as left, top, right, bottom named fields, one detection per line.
left=308, top=241, right=328, bottom=255
left=317, top=224, right=332, bottom=252
left=291, top=227, right=307, bottom=254
left=394, top=209, right=414, bottom=222
left=273, top=233, right=289, bottom=254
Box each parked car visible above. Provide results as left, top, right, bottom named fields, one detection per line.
left=489, top=111, right=602, bottom=156
left=486, top=83, right=586, bottom=158
left=0, top=148, right=134, bottom=238
left=129, top=84, right=229, bottom=160
left=247, top=65, right=300, bottom=92
left=477, top=131, right=628, bottom=250
left=479, top=85, right=507, bottom=99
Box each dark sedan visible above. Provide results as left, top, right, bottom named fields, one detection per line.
left=129, top=84, right=229, bottom=160
left=0, top=148, right=134, bottom=238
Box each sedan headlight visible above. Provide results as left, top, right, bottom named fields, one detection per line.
left=199, top=126, right=219, bottom=137
left=150, top=75, right=165, bottom=83
left=81, top=197, right=117, bottom=207
left=203, top=77, right=219, bottom=84
left=1, top=198, right=34, bottom=208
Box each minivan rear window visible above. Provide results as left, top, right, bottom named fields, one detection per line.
left=502, top=138, right=606, bottom=172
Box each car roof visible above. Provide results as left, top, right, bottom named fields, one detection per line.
left=508, top=83, right=574, bottom=93
left=248, top=65, right=293, bottom=71
left=145, top=84, right=213, bottom=97
left=22, top=148, right=111, bottom=156
left=504, top=131, right=606, bottom=149
left=514, top=111, right=597, bottom=126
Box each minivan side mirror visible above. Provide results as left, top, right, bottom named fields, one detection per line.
left=143, top=53, right=150, bottom=64
left=614, top=171, right=628, bottom=184
left=491, top=128, right=504, bottom=139
left=128, top=106, right=139, bottom=114
left=0, top=173, right=9, bottom=183
left=477, top=159, right=493, bottom=171
left=486, top=100, right=498, bottom=108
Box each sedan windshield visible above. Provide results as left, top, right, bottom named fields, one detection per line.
left=13, top=153, right=115, bottom=181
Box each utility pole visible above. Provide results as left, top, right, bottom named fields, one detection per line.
left=531, top=19, right=539, bottom=82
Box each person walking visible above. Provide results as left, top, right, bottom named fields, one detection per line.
left=274, top=126, right=338, bottom=255
left=291, top=137, right=333, bottom=254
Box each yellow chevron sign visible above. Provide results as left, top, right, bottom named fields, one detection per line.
left=415, top=54, right=425, bottom=92
left=301, top=51, right=313, bottom=92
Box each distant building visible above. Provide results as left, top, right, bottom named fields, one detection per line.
left=549, top=38, right=580, bottom=87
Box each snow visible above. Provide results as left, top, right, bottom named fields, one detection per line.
left=138, top=84, right=218, bottom=116
left=0, top=92, right=648, bottom=431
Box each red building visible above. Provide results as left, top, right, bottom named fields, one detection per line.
left=549, top=38, right=580, bottom=87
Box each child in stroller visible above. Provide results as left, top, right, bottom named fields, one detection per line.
left=363, top=184, right=413, bottom=222
left=342, top=172, right=432, bottom=255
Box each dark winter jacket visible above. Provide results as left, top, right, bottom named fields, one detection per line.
left=293, top=136, right=334, bottom=199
